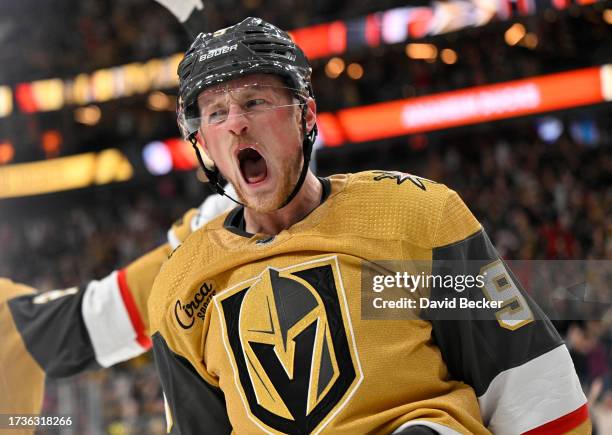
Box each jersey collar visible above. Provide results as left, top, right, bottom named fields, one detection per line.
left=223, top=177, right=331, bottom=238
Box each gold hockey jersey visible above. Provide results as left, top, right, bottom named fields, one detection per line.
left=149, top=171, right=589, bottom=435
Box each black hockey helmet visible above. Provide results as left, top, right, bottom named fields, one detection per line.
left=177, top=17, right=317, bottom=206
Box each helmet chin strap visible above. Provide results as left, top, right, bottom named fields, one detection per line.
left=190, top=138, right=245, bottom=207
left=278, top=105, right=312, bottom=209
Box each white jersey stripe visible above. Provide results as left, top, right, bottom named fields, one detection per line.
left=478, top=344, right=587, bottom=435
left=81, top=271, right=147, bottom=367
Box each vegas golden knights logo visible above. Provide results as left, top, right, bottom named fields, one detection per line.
left=217, top=257, right=361, bottom=434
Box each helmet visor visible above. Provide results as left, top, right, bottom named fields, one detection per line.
left=178, top=83, right=307, bottom=139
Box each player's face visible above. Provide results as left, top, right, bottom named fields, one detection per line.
left=197, top=74, right=314, bottom=213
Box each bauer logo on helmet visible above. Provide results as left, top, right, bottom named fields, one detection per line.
left=198, top=44, right=239, bottom=62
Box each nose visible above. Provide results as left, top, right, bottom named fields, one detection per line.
left=225, top=103, right=249, bottom=136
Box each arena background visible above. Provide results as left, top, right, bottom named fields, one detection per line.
left=0, top=0, right=610, bottom=433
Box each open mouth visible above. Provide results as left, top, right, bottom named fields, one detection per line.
left=237, top=147, right=268, bottom=185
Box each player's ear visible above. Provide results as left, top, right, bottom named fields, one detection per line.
left=297, top=97, right=317, bottom=135
left=304, top=97, right=317, bottom=134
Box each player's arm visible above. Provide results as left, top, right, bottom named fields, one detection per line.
left=0, top=244, right=171, bottom=423
left=6, top=234, right=171, bottom=378
left=3, top=247, right=168, bottom=381
left=428, top=189, right=590, bottom=434
left=3, top=188, right=236, bottom=379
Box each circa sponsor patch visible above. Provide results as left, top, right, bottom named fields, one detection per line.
left=174, top=282, right=216, bottom=329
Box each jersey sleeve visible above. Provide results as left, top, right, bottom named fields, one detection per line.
left=428, top=189, right=589, bottom=435
left=6, top=243, right=170, bottom=378
left=152, top=332, right=232, bottom=434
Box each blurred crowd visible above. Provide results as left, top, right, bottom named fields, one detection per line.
left=437, top=134, right=610, bottom=261
left=0, top=189, right=189, bottom=290
left=312, top=6, right=611, bottom=112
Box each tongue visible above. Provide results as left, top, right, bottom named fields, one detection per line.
left=242, top=157, right=267, bottom=184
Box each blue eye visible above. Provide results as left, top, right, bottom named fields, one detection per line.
left=208, top=109, right=228, bottom=124
left=245, top=99, right=266, bottom=109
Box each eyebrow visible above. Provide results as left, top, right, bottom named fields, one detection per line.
left=198, top=94, right=226, bottom=110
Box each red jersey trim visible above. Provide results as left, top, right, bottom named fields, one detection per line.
left=117, top=269, right=152, bottom=350
left=523, top=403, right=589, bottom=435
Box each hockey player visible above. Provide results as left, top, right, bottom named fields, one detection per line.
left=0, top=187, right=236, bottom=419
left=148, top=17, right=591, bottom=434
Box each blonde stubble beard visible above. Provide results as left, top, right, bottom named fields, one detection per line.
left=232, top=150, right=303, bottom=213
